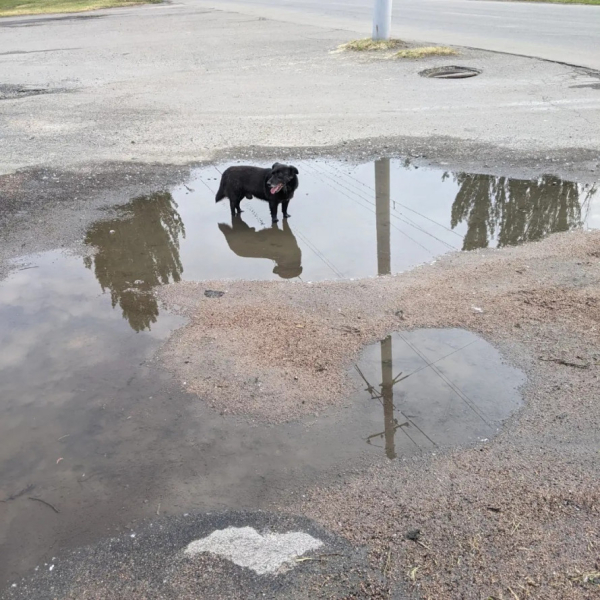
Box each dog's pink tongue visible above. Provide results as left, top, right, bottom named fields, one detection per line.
left=271, top=183, right=283, bottom=194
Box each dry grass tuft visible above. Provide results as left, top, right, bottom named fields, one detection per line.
left=393, top=46, right=458, bottom=59
left=337, top=38, right=407, bottom=52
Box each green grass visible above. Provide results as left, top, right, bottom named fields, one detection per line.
left=0, top=0, right=160, bottom=17
left=393, top=46, right=458, bottom=59
left=338, top=38, right=407, bottom=52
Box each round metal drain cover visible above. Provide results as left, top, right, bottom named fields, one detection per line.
left=419, top=66, right=481, bottom=79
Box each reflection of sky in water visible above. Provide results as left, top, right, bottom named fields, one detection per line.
left=586, top=186, right=600, bottom=229
left=352, top=329, right=525, bottom=459
left=0, top=251, right=182, bottom=408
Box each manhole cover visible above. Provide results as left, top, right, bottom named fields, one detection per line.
left=419, top=66, right=481, bottom=79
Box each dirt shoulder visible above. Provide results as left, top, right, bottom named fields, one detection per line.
left=158, top=229, right=600, bottom=598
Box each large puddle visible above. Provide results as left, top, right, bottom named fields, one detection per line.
left=0, top=158, right=595, bottom=586
left=72, top=159, right=600, bottom=332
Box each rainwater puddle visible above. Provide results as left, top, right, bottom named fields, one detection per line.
left=88, top=163, right=598, bottom=277
left=348, top=329, right=525, bottom=459
left=74, top=159, right=600, bottom=331
left=0, top=156, right=590, bottom=585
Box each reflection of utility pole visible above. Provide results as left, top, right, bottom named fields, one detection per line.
left=375, top=158, right=394, bottom=455
left=380, top=335, right=396, bottom=459
left=356, top=358, right=410, bottom=458
left=375, top=158, right=391, bottom=276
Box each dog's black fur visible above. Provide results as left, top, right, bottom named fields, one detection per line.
left=215, top=163, right=299, bottom=223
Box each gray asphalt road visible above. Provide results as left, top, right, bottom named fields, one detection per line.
left=207, top=0, right=600, bottom=70
left=2, top=1, right=600, bottom=175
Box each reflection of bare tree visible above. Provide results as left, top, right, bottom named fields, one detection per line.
left=450, top=174, right=583, bottom=250
left=84, top=192, right=185, bottom=332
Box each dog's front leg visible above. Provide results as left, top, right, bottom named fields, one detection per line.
left=269, top=200, right=279, bottom=223
left=282, top=200, right=291, bottom=219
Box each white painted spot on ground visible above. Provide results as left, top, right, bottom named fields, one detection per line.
left=184, top=526, right=323, bottom=575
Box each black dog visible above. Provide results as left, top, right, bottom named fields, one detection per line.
left=218, top=215, right=302, bottom=279
left=215, top=163, right=299, bottom=223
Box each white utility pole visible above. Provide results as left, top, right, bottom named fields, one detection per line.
left=372, top=0, right=392, bottom=40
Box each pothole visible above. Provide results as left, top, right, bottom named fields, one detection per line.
left=0, top=84, right=59, bottom=100
left=419, top=66, right=482, bottom=79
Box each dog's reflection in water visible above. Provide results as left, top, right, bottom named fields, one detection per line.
left=218, top=215, right=303, bottom=279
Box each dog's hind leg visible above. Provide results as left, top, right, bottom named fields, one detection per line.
left=229, top=195, right=244, bottom=216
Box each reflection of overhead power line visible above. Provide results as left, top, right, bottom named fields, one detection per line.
left=325, top=161, right=464, bottom=239
left=304, top=162, right=456, bottom=253
left=302, top=163, right=436, bottom=255
left=356, top=334, right=484, bottom=459
left=293, top=229, right=345, bottom=279
left=399, top=333, right=489, bottom=425
left=196, top=175, right=218, bottom=196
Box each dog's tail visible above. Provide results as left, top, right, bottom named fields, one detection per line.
left=215, top=178, right=225, bottom=203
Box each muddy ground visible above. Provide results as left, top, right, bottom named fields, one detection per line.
left=156, top=229, right=600, bottom=599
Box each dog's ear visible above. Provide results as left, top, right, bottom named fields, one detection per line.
left=291, top=166, right=299, bottom=175
left=272, top=162, right=282, bottom=170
